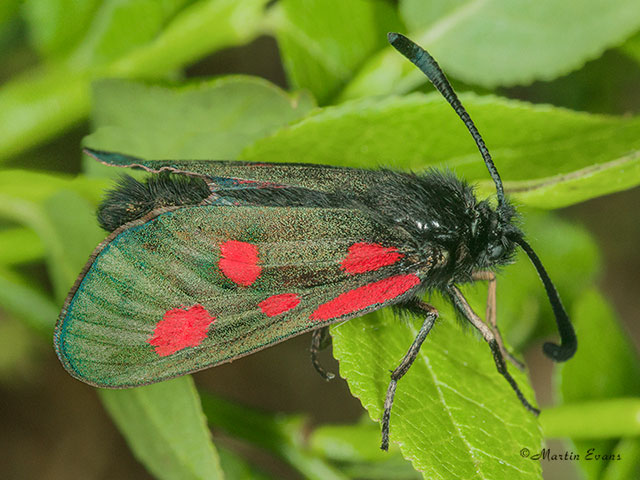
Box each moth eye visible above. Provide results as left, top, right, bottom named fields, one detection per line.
left=488, top=244, right=504, bottom=259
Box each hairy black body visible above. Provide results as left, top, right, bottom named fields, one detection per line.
left=101, top=168, right=519, bottom=293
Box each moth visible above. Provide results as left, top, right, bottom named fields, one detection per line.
left=55, top=33, right=576, bottom=450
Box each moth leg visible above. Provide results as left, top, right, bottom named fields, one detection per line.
left=472, top=270, right=525, bottom=371
left=381, top=299, right=438, bottom=451
left=310, top=327, right=335, bottom=381
left=449, top=285, right=540, bottom=416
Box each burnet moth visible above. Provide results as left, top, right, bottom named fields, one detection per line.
left=54, top=33, right=577, bottom=450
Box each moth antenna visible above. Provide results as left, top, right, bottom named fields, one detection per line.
left=511, top=234, right=577, bottom=362
left=387, top=32, right=506, bottom=208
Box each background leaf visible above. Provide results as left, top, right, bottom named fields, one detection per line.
left=341, top=0, right=640, bottom=99
left=22, top=0, right=102, bottom=59
left=101, top=377, right=224, bottom=480
left=0, top=268, right=59, bottom=335
left=0, top=171, right=106, bottom=336
left=216, top=446, right=272, bottom=480
left=67, top=0, right=169, bottom=67
left=0, top=227, right=44, bottom=266
left=39, top=190, right=106, bottom=301
left=84, top=76, right=315, bottom=161
left=601, top=439, right=640, bottom=480
left=0, top=0, right=21, bottom=26
left=0, top=0, right=269, bottom=162
left=309, top=422, right=421, bottom=479
left=621, top=30, right=640, bottom=64
left=201, top=393, right=347, bottom=480
left=556, top=290, right=640, bottom=479
left=0, top=172, right=107, bottom=303
left=274, top=0, right=402, bottom=104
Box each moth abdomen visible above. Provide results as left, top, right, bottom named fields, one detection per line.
left=97, top=173, right=211, bottom=231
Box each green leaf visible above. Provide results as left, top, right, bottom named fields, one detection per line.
left=39, top=191, right=106, bottom=301
left=22, top=0, right=102, bottom=58
left=105, top=0, right=268, bottom=78
left=620, top=30, right=640, bottom=64
left=503, top=47, right=640, bottom=116
left=341, top=0, right=640, bottom=99
left=0, top=169, right=106, bottom=205
left=541, top=398, right=640, bottom=439
left=84, top=76, right=315, bottom=160
left=0, top=173, right=107, bottom=302
left=201, top=393, right=348, bottom=480
left=0, top=0, right=269, bottom=161
left=100, top=377, right=223, bottom=480
left=0, top=227, right=44, bottom=266
left=68, top=0, right=167, bottom=67
left=274, top=0, right=402, bottom=104
left=63, top=0, right=197, bottom=68
left=0, top=268, right=58, bottom=335
left=556, top=290, right=640, bottom=479
left=331, top=309, right=543, bottom=479
left=242, top=93, right=640, bottom=208
left=0, top=173, right=104, bottom=332
left=0, top=172, right=106, bottom=335
left=559, top=290, right=640, bottom=403
left=309, top=422, right=421, bottom=479
left=0, top=8, right=22, bottom=57
left=0, top=0, right=21, bottom=26
left=601, top=438, right=640, bottom=480
left=4, top=190, right=103, bottom=303
left=216, top=446, right=272, bottom=480
left=0, top=311, right=40, bottom=384
left=0, top=69, right=91, bottom=161
left=310, top=421, right=395, bottom=463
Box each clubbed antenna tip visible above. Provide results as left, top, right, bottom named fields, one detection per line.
left=387, top=32, right=505, bottom=207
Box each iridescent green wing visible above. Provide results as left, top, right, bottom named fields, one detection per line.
left=54, top=204, right=423, bottom=388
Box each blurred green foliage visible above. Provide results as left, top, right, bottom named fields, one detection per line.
left=1, top=1, right=639, bottom=479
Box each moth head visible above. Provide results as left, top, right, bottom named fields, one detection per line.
left=470, top=199, right=520, bottom=269
left=388, top=31, right=576, bottom=363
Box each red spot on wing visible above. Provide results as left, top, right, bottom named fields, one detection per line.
left=259, top=293, right=301, bottom=317
left=341, top=242, right=403, bottom=274
left=148, top=305, right=216, bottom=356
left=310, top=274, right=420, bottom=321
left=219, top=240, right=261, bottom=286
